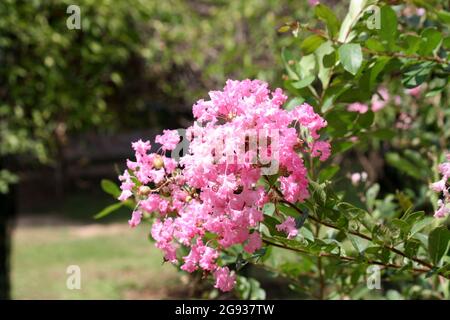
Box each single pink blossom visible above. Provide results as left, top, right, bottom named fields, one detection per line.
left=406, top=85, right=423, bottom=99
left=430, top=155, right=450, bottom=218
left=435, top=200, right=449, bottom=218
left=371, top=87, right=389, bottom=112
left=276, top=216, right=298, bottom=239
left=155, top=129, right=180, bottom=151
left=311, top=141, right=331, bottom=161
left=128, top=211, right=142, bottom=228
left=308, top=0, right=320, bottom=6
left=213, top=267, right=236, bottom=292
left=431, top=179, right=446, bottom=193
left=416, top=8, right=426, bottom=16
left=347, top=102, right=369, bottom=114
left=244, top=232, right=262, bottom=254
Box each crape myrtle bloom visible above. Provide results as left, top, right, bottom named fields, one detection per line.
left=118, top=79, right=330, bottom=291
left=430, top=154, right=450, bottom=218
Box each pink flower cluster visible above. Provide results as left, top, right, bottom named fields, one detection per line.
left=118, top=79, right=330, bottom=292
left=430, top=154, right=450, bottom=218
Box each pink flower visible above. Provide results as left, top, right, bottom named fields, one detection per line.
left=118, top=170, right=135, bottom=201
left=347, top=102, right=369, bottom=114
left=308, top=0, right=320, bottom=6
left=431, top=180, right=446, bottom=193
left=416, top=8, right=426, bottom=16
left=311, top=141, right=331, bottom=161
left=396, top=112, right=413, bottom=130
left=430, top=156, right=450, bottom=218
left=292, top=103, right=327, bottom=139
left=132, top=139, right=151, bottom=155
left=350, top=172, right=367, bottom=186
left=371, top=87, right=389, bottom=112
left=118, top=190, right=133, bottom=201
left=213, top=267, right=236, bottom=292
left=406, top=85, right=423, bottom=99
left=276, top=216, right=298, bottom=239
left=128, top=210, right=142, bottom=228
left=155, top=129, right=180, bottom=151
left=199, top=246, right=219, bottom=271
left=439, top=162, right=450, bottom=177
left=435, top=201, right=449, bottom=218
left=244, top=232, right=262, bottom=254
left=140, top=194, right=162, bottom=213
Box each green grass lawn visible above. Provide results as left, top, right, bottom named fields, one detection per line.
left=11, top=222, right=184, bottom=299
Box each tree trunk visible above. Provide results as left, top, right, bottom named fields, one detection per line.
left=0, top=164, right=15, bottom=300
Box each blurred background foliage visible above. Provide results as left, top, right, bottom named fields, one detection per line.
left=0, top=0, right=322, bottom=299
left=0, top=0, right=318, bottom=186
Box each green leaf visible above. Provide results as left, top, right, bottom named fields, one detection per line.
left=404, top=35, right=422, bottom=55
left=366, top=183, right=379, bottom=212
left=369, top=57, right=391, bottom=90
left=410, top=217, right=434, bottom=236
left=277, top=203, right=301, bottom=218
left=315, top=41, right=335, bottom=89
left=333, top=141, right=354, bottom=154
left=444, top=36, right=450, bottom=50
left=101, top=179, right=121, bottom=198
left=284, top=97, right=305, bottom=110
left=371, top=128, right=395, bottom=140
left=299, top=227, right=315, bottom=242
left=309, top=181, right=326, bottom=206
left=94, top=202, right=124, bottom=219
left=380, top=6, right=398, bottom=50
left=301, top=34, right=326, bottom=55
left=263, top=202, right=275, bottom=216
left=365, top=38, right=385, bottom=52
left=419, top=28, right=442, bottom=56
left=428, top=227, right=450, bottom=266
left=391, top=219, right=410, bottom=234
left=338, top=0, right=372, bottom=43
left=298, top=54, right=317, bottom=79
left=323, top=51, right=336, bottom=68
left=347, top=233, right=368, bottom=253
left=402, top=62, right=435, bottom=89
left=282, top=48, right=300, bottom=81
left=405, top=239, right=421, bottom=258
left=338, top=43, right=363, bottom=75
left=436, top=10, right=450, bottom=25
left=262, top=215, right=285, bottom=237
left=357, top=111, right=374, bottom=129
left=291, top=76, right=315, bottom=89
left=318, top=165, right=340, bottom=183
left=277, top=25, right=291, bottom=33
left=315, top=4, right=340, bottom=38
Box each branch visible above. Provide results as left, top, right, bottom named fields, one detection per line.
left=294, top=23, right=449, bottom=65
left=262, top=238, right=429, bottom=274
left=283, top=199, right=434, bottom=269
left=263, top=176, right=447, bottom=278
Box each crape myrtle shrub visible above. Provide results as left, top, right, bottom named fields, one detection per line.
left=105, top=0, right=450, bottom=299
left=0, top=0, right=310, bottom=191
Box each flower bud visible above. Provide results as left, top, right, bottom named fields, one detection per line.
left=138, top=186, right=151, bottom=196
left=153, top=155, right=164, bottom=169
left=160, top=186, right=171, bottom=197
